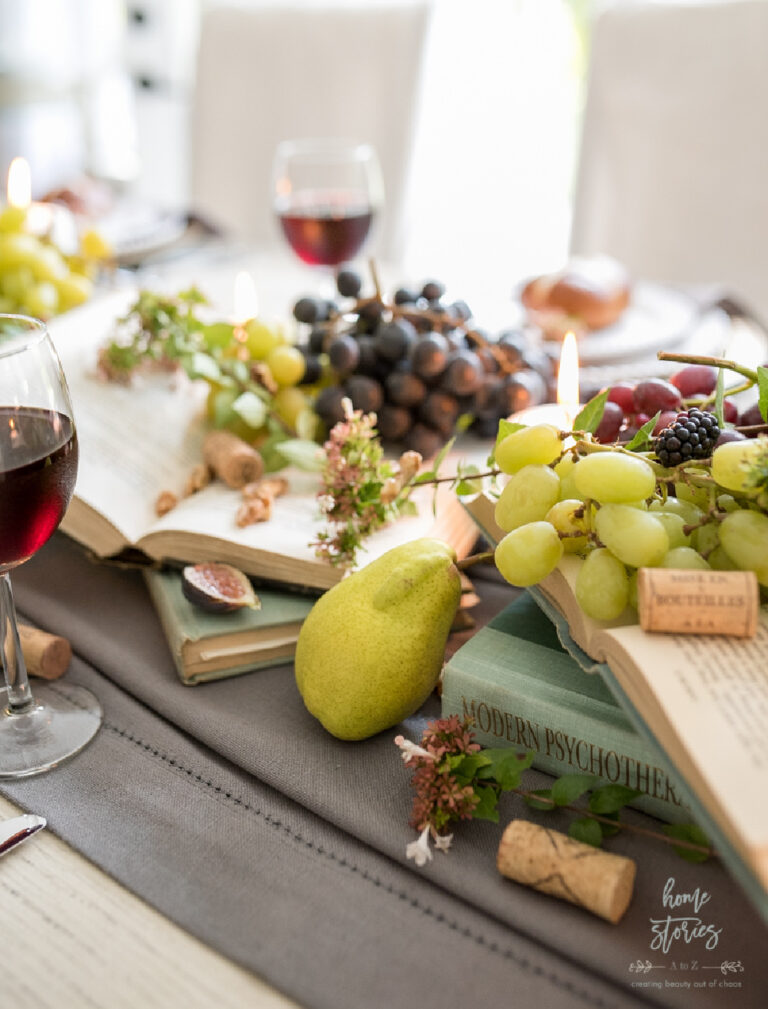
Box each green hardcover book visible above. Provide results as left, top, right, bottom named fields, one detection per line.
left=145, top=568, right=315, bottom=685
left=441, top=592, right=691, bottom=824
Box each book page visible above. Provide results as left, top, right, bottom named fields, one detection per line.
left=49, top=292, right=205, bottom=545
left=606, top=613, right=768, bottom=857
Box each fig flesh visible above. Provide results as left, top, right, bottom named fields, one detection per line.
left=181, top=562, right=260, bottom=613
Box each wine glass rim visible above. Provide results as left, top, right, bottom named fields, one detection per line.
left=276, top=138, right=377, bottom=161
left=0, top=314, right=49, bottom=359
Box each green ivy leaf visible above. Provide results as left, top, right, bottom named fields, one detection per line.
left=451, top=752, right=492, bottom=784
left=523, top=788, right=555, bottom=811
left=477, top=748, right=533, bottom=790
left=573, top=390, right=608, bottom=435
left=596, top=811, right=621, bottom=837
left=455, top=478, right=482, bottom=496
left=412, top=469, right=437, bottom=486
left=186, top=351, right=221, bottom=383
left=274, top=438, right=324, bottom=471
left=661, top=823, right=712, bottom=863
left=232, top=391, right=268, bottom=429
left=550, top=773, right=600, bottom=806
left=568, top=817, right=603, bottom=847
left=431, top=436, right=456, bottom=476
left=757, top=365, right=768, bottom=422
left=625, top=411, right=661, bottom=452
left=472, top=784, right=500, bottom=823
left=588, top=784, right=642, bottom=815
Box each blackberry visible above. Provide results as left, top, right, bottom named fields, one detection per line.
left=654, top=408, right=720, bottom=467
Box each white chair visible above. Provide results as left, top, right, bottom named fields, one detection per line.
left=570, top=0, right=768, bottom=324
left=189, top=1, right=431, bottom=263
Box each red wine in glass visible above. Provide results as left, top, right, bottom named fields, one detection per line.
left=272, top=140, right=383, bottom=268
left=0, top=312, right=101, bottom=778
left=0, top=406, right=78, bottom=570
left=278, top=190, right=374, bottom=266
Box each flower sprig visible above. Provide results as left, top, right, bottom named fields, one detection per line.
left=311, top=400, right=422, bottom=567
left=396, top=717, right=714, bottom=867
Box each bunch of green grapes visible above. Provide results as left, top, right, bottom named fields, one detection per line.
left=0, top=211, right=109, bottom=318
left=492, top=421, right=768, bottom=621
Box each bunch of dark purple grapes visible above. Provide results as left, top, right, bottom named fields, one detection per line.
left=292, top=265, right=554, bottom=457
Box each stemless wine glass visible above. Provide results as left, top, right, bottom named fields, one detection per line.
left=272, top=138, right=384, bottom=268
left=0, top=314, right=101, bottom=777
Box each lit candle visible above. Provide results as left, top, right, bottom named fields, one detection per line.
left=511, top=331, right=581, bottom=429
left=0, top=156, right=77, bottom=249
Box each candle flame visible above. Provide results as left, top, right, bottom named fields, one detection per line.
left=556, top=331, right=580, bottom=424
left=7, top=157, right=31, bottom=209
left=233, top=271, right=259, bottom=321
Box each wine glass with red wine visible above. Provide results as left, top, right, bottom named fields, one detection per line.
left=272, top=138, right=383, bottom=268
left=0, top=314, right=101, bottom=777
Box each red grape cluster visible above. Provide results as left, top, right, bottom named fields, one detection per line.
left=592, top=364, right=762, bottom=445
left=291, top=266, right=554, bottom=456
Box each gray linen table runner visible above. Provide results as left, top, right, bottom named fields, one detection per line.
left=4, top=534, right=767, bottom=1008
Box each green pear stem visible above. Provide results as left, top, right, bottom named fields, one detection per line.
left=456, top=552, right=495, bottom=570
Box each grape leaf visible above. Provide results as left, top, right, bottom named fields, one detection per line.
left=661, top=823, right=712, bottom=863
left=573, top=390, right=608, bottom=435
left=588, top=784, right=642, bottom=814
left=568, top=817, right=603, bottom=847
left=625, top=411, right=661, bottom=452
left=455, top=478, right=482, bottom=496
left=757, top=365, right=768, bottom=422
left=550, top=773, right=600, bottom=806
left=714, top=365, right=725, bottom=428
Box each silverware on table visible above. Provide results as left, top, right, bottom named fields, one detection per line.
left=0, top=814, right=46, bottom=857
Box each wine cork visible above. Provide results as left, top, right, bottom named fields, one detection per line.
left=18, top=624, right=72, bottom=680
left=497, top=819, right=636, bottom=924
left=202, top=431, right=264, bottom=489
left=637, top=568, right=758, bottom=637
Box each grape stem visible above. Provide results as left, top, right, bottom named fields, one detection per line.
left=512, top=786, right=716, bottom=859
left=657, top=351, right=759, bottom=384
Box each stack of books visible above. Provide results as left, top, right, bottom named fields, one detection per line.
left=444, top=503, right=768, bottom=924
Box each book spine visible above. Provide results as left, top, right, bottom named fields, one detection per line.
left=441, top=667, right=691, bottom=824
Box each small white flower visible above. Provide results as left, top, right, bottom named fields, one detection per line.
left=433, top=832, right=453, bottom=854
left=394, top=735, right=434, bottom=763
left=405, top=825, right=433, bottom=867
left=317, top=494, right=335, bottom=513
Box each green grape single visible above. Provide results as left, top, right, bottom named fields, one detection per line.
left=648, top=496, right=704, bottom=527
left=494, top=521, right=563, bottom=587
left=573, top=452, right=655, bottom=503
left=267, top=344, right=306, bottom=387
left=545, top=498, right=588, bottom=553
left=594, top=504, right=669, bottom=567
left=650, top=511, right=690, bottom=549
left=718, top=509, right=768, bottom=580
left=674, top=480, right=711, bottom=511
left=495, top=424, right=562, bottom=475
left=711, top=439, right=766, bottom=493
left=494, top=464, right=561, bottom=533
left=554, top=453, right=581, bottom=500
left=575, top=548, right=629, bottom=621
left=628, top=568, right=638, bottom=609
left=692, top=521, right=720, bottom=556
left=708, top=546, right=739, bottom=571
left=660, top=546, right=710, bottom=570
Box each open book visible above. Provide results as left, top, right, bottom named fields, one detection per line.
left=48, top=293, right=481, bottom=591
left=464, top=491, right=768, bottom=921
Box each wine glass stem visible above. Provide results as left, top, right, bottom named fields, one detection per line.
left=0, top=572, right=35, bottom=714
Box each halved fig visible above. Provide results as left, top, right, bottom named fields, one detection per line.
left=181, top=562, right=260, bottom=613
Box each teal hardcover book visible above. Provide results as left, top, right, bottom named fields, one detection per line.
left=145, top=568, right=315, bottom=685
left=441, top=593, right=691, bottom=824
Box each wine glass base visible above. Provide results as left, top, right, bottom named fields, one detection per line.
left=0, top=683, right=102, bottom=778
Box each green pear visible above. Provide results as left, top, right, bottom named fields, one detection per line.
left=295, top=537, right=462, bottom=740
